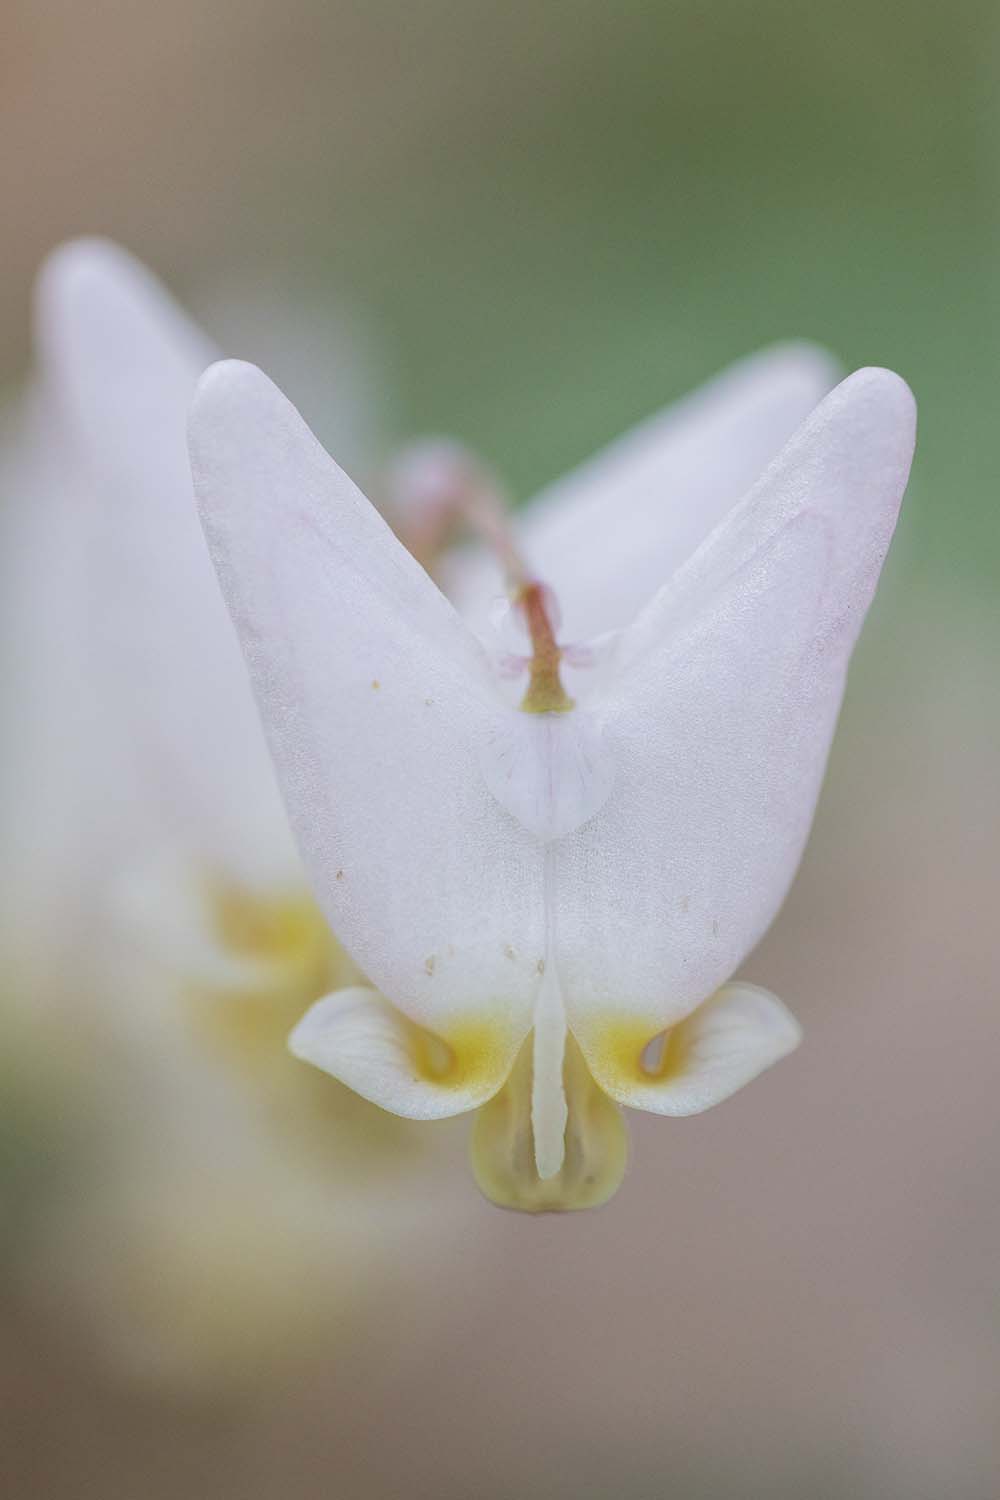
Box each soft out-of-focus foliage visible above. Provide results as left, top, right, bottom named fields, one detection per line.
left=1, top=1, right=998, bottom=1498
left=4, top=1, right=993, bottom=581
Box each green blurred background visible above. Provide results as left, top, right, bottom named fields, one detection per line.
left=3, top=0, right=998, bottom=587
left=2, top=2, right=998, bottom=1497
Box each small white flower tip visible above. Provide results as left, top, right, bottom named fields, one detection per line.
left=192, top=356, right=271, bottom=409
left=35, top=236, right=217, bottom=419
left=35, top=237, right=154, bottom=330
left=815, top=366, right=917, bottom=490
left=192, top=359, right=313, bottom=448
left=188, top=360, right=277, bottom=468
left=38, top=234, right=129, bottom=291
left=841, top=365, right=917, bottom=425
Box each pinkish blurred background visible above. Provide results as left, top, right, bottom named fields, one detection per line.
left=1, top=2, right=998, bottom=1496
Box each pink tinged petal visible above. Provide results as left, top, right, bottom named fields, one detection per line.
left=444, top=341, right=840, bottom=642
left=189, top=361, right=545, bottom=1038
left=557, top=367, right=916, bottom=1046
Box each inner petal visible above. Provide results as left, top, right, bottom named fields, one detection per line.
left=530, top=959, right=568, bottom=1179
left=478, top=709, right=616, bottom=842
left=469, top=1031, right=628, bottom=1213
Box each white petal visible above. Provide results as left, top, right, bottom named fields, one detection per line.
left=444, top=342, right=838, bottom=641
left=585, top=983, right=801, bottom=1115
left=189, top=361, right=545, bottom=1035
left=558, top=368, right=916, bottom=1043
left=478, top=709, right=616, bottom=842
left=35, top=239, right=297, bottom=881
left=289, top=988, right=516, bottom=1119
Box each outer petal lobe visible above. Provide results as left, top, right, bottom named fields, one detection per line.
left=290, top=988, right=519, bottom=1119
left=587, top=983, right=802, bottom=1116
left=558, top=368, right=916, bottom=1050
left=190, top=362, right=545, bottom=1038
left=35, top=239, right=296, bottom=881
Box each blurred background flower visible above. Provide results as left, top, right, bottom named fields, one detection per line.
left=0, top=238, right=467, bottom=1394
left=1, top=1, right=998, bottom=1496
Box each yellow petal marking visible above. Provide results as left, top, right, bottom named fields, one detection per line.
left=185, top=881, right=415, bottom=1158
left=405, top=1012, right=522, bottom=1101
left=586, top=1014, right=691, bottom=1099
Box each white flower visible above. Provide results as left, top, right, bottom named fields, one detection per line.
left=1, top=239, right=452, bottom=1383
left=189, top=348, right=915, bottom=1213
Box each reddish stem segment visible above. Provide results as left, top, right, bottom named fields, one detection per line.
left=517, top=582, right=574, bottom=714
left=388, top=444, right=573, bottom=713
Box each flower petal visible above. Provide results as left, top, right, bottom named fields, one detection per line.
left=558, top=367, right=916, bottom=1043
left=586, top=983, right=801, bottom=1115
left=444, top=342, right=839, bottom=641
left=289, top=988, right=519, bottom=1119
left=35, top=239, right=297, bottom=882
left=189, top=361, right=545, bottom=1035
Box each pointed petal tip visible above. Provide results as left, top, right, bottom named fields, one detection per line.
left=740, top=980, right=804, bottom=1056
left=194, top=356, right=271, bottom=402
left=838, top=364, right=917, bottom=426
left=189, top=360, right=286, bottom=445
left=34, top=236, right=215, bottom=419
left=38, top=234, right=131, bottom=291
left=810, top=365, right=917, bottom=499
left=35, top=237, right=157, bottom=331
left=188, top=362, right=305, bottom=511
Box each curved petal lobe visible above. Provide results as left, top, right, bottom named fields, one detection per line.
left=584, top=982, right=801, bottom=1116
left=289, top=988, right=520, bottom=1119
left=558, top=368, right=916, bottom=1041
left=190, top=361, right=545, bottom=1034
